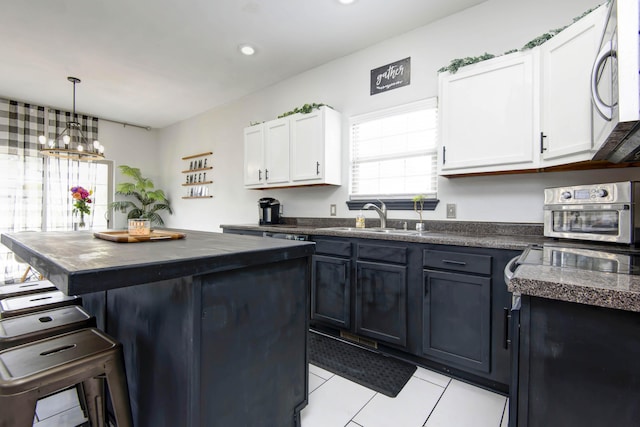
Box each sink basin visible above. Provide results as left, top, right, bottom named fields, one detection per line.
left=317, top=227, right=420, bottom=236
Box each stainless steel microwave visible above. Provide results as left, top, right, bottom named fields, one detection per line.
left=543, top=181, right=640, bottom=244
left=591, top=0, right=640, bottom=163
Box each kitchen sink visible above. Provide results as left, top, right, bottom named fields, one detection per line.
left=317, top=227, right=421, bottom=236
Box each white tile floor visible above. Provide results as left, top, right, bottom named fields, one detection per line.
left=33, top=388, right=88, bottom=426
left=302, top=364, right=509, bottom=427
left=34, top=364, right=509, bottom=427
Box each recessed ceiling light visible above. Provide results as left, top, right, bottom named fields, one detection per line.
left=338, top=0, right=356, bottom=4
left=239, top=45, right=256, bottom=56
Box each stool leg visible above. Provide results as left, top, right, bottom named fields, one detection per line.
left=82, top=376, right=105, bottom=427
left=104, top=356, right=133, bottom=427
left=0, top=389, right=38, bottom=427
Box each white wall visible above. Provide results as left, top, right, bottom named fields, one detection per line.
left=157, top=0, right=640, bottom=231
left=99, top=121, right=161, bottom=229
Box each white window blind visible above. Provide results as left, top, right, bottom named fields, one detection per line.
left=349, top=98, right=438, bottom=199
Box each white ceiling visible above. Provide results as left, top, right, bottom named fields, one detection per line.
left=0, top=0, right=486, bottom=129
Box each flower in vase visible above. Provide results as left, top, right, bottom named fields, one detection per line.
left=71, top=186, right=93, bottom=225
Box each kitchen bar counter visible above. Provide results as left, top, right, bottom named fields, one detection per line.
left=1, top=229, right=313, bottom=295
left=1, top=230, right=315, bottom=427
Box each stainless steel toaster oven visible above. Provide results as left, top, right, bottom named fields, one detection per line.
left=543, top=181, right=640, bottom=244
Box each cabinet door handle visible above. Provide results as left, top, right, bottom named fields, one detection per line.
left=442, top=146, right=446, bottom=165
left=316, top=161, right=320, bottom=175
left=265, top=169, right=269, bottom=180
left=442, top=259, right=466, bottom=266
left=258, top=170, right=262, bottom=181
left=540, top=132, right=547, bottom=153
left=503, top=307, right=510, bottom=349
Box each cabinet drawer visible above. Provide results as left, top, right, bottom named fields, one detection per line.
left=314, top=239, right=352, bottom=257
left=358, top=244, right=407, bottom=264
left=423, top=249, right=491, bottom=275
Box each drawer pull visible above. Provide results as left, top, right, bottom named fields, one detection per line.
left=442, top=259, right=466, bottom=266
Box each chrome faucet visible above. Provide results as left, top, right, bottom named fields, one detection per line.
left=363, top=200, right=387, bottom=229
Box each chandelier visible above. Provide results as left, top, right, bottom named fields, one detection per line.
left=38, top=77, right=104, bottom=161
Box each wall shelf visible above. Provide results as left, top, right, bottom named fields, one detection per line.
left=182, top=167, right=213, bottom=173
left=181, top=152, right=212, bottom=160
left=182, top=181, right=213, bottom=187
left=182, top=152, right=213, bottom=198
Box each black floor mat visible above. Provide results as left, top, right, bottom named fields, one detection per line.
left=308, top=331, right=416, bottom=397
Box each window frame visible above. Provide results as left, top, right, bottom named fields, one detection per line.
left=347, top=98, right=439, bottom=211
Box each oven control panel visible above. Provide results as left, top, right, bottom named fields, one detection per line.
left=544, top=182, right=625, bottom=205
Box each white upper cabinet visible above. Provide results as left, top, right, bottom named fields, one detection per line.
left=243, top=106, right=342, bottom=188
left=264, top=117, right=290, bottom=185
left=540, top=5, right=607, bottom=165
left=439, top=51, right=538, bottom=175
left=438, top=5, right=607, bottom=176
left=290, top=106, right=341, bottom=185
left=243, top=124, right=264, bottom=186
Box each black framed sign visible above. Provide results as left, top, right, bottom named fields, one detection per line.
left=370, top=57, right=411, bottom=95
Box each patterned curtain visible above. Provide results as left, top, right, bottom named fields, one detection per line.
left=44, top=110, right=100, bottom=230
left=0, top=98, right=45, bottom=282
left=0, top=99, right=101, bottom=282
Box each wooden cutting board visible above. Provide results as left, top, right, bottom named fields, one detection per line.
left=93, top=230, right=186, bottom=243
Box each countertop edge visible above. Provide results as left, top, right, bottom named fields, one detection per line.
left=509, top=265, right=640, bottom=313
left=2, top=230, right=315, bottom=295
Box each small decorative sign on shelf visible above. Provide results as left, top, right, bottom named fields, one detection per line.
left=181, top=152, right=213, bottom=199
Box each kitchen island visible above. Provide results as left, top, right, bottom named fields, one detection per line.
left=1, top=230, right=315, bottom=427
left=508, top=257, right=640, bottom=427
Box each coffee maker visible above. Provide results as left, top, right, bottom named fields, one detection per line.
left=258, top=197, right=281, bottom=225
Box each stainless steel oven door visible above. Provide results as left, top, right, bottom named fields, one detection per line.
left=543, top=203, right=631, bottom=243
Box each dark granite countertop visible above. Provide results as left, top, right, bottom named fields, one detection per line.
left=509, top=264, right=640, bottom=313
left=1, top=229, right=314, bottom=295
left=220, top=222, right=547, bottom=251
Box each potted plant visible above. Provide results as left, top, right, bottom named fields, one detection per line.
left=413, top=194, right=427, bottom=231
left=110, top=165, right=173, bottom=227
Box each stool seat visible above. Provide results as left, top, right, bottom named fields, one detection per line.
left=0, top=280, right=56, bottom=300
left=0, top=306, right=96, bottom=350
left=0, top=291, right=81, bottom=319
left=0, top=328, right=133, bottom=427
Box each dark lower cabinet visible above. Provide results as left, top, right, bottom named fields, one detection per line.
left=356, top=261, right=407, bottom=347
left=302, top=233, right=518, bottom=393
left=422, top=270, right=491, bottom=372
left=511, top=296, right=640, bottom=427
left=311, top=255, right=351, bottom=329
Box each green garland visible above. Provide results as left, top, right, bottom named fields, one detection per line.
left=277, top=103, right=332, bottom=118
left=250, top=103, right=333, bottom=126
left=437, top=53, right=495, bottom=74
left=438, top=4, right=605, bottom=74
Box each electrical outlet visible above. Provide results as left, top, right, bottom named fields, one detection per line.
left=330, top=204, right=337, bottom=216
left=446, top=203, right=457, bottom=219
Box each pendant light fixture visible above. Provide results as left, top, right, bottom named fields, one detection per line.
left=39, top=76, right=104, bottom=161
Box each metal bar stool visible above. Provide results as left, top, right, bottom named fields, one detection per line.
left=0, top=280, right=56, bottom=300
left=0, top=328, right=133, bottom=427
left=0, top=306, right=98, bottom=424
left=0, top=305, right=96, bottom=351
left=0, top=291, right=81, bottom=319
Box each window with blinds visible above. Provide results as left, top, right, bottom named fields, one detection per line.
left=349, top=98, right=438, bottom=199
